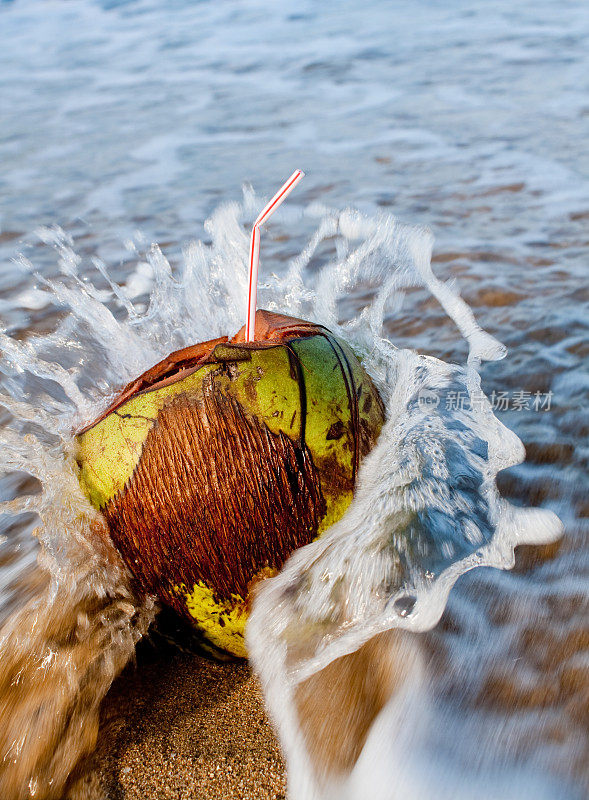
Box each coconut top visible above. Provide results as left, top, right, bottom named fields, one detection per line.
left=78, top=310, right=327, bottom=434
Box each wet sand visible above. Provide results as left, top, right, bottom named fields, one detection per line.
left=86, top=636, right=286, bottom=800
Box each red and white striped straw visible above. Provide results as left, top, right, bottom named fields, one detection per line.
left=246, top=169, right=305, bottom=341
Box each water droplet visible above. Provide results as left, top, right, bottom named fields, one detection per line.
left=394, top=594, right=416, bottom=617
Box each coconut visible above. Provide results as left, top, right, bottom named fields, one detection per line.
left=76, top=310, right=385, bottom=656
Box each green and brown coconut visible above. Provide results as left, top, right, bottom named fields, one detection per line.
left=76, top=310, right=385, bottom=657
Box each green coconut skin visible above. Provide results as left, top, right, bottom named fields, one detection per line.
left=78, top=334, right=383, bottom=523
left=76, top=313, right=385, bottom=655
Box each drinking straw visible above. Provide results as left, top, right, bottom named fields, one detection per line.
left=246, top=169, right=305, bottom=341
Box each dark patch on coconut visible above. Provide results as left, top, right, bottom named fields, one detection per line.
left=104, top=376, right=326, bottom=610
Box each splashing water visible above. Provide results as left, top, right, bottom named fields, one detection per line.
left=247, top=229, right=564, bottom=798
left=0, top=194, right=564, bottom=799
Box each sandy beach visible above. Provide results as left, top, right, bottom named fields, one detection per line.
left=88, top=636, right=285, bottom=800
left=1, top=2, right=588, bottom=797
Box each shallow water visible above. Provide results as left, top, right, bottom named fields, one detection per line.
left=0, top=0, right=588, bottom=798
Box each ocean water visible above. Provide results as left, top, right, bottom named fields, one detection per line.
left=0, top=0, right=587, bottom=798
